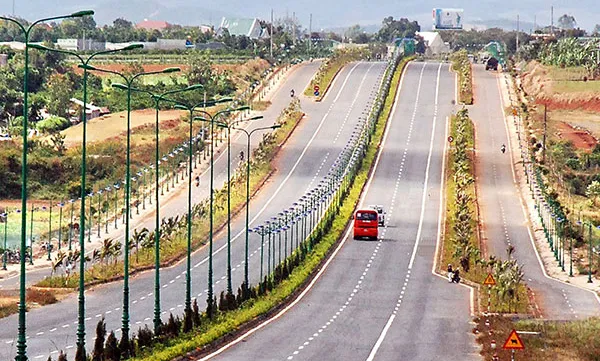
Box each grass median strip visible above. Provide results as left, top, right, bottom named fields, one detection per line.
left=441, top=109, right=528, bottom=314
left=451, top=50, right=473, bottom=105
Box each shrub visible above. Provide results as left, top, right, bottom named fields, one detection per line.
left=136, top=325, right=154, bottom=350
left=92, top=318, right=106, bottom=361
left=104, top=331, right=120, bottom=361
left=36, top=117, right=70, bottom=133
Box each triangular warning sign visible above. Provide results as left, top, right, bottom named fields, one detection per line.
left=502, top=329, right=525, bottom=350
left=483, top=273, right=496, bottom=286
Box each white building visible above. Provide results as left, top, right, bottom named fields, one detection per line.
left=415, top=31, right=450, bottom=56
left=218, top=17, right=269, bottom=39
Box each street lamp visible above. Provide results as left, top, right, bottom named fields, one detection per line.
left=190, top=104, right=255, bottom=315
left=578, top=220, right=597, bottom=283
left=89, top=65, right=180, bottom=351
left=122, top=84, right=203, bottom=334
left=232, top=124, right=281, bottom=292
left=1, top=10, right=95, bottom=361
left=1, top=212, right=7, bottom=270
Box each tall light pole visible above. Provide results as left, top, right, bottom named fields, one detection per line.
left=214, top=114, right=262, bottom=295
left=232, top=124, right=280, bottom=292
left=86, top=64, right=180, bottom=353
left=121, top=84, right=203, bottom=334
left=2, top=212, right=7, bottom=270
left=190, top=105, right=247, bottom=315
left=0, top=10, right=95, bottom=361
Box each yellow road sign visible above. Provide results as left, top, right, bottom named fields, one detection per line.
left=502, top=329, right=525, bottom=350
left=483, top=273, right=496, bottom=286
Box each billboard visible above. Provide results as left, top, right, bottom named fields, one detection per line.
left=433, top=8, right=463, bottom=30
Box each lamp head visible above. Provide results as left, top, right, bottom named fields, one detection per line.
left=248, top=115, right=264, bottom=121
left=174, top=104, right=188, bottom=111
left=111, top=83, right=129, bottom=90
left=162, top=67, right=181, bottom=74
left=234, top=105, right=250, bottom=112
left=271, top=124, right=282, bottom=129
left=193, top=116, right=209, bottom=122
left=122, top=44, right=144, bottom=51
left=79, top=64, right=98, bottom=71
left=28, top=43, right=51, bottom=51
left=214, top=97, right=233, bottom=104
left=187, top=84, right=204, bottom=91
left=70, top=10, right=95, bottom=17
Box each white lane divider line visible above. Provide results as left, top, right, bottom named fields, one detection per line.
left=366, top=62, right=442, bottom=361
left=285, top=62, right=425, bottom=361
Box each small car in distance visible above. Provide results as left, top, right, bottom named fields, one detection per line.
left=368, top=205, right=385, bottom=226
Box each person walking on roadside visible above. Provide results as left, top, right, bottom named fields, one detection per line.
left=447, top=264, right=453, bottom=282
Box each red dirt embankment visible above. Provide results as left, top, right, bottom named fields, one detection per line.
left=520, top=61, right=600, bottom=150
left=556, top=122, right=598, bottom=151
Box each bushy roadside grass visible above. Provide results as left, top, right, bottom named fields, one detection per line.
left=130, top=56, right=414, bottom=361
left=476, top=315, right=600, bottom=361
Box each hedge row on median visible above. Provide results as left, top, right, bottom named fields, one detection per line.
left=451, top=50, right=473, bottom=105
left=442, top=108, right=528, bottom=314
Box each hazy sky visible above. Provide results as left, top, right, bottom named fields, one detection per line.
left=1, top=0, right=598, bottom=31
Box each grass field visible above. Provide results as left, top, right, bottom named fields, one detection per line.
left=553, top=80, right=600, bottom=93
left=60, top=109, right=186, bottom=146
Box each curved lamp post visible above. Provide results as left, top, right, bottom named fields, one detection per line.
left=86, top=64, right=180, bottom=351
left=120, top=84, right=203, bottom=334
left=189, top=105, right=250, bottom=316
left=231, top=124, right=280, bottom=291
left=578, top=220, right=598, bottom=283
left=1, top=212, right=7, bottom=270
left=33, top=39, right=141, bottom=360
left=1, top=10, right=95, bottom=361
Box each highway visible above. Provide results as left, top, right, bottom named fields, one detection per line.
left=201, top=62, right=478, bottom=361
left=0, top=61, right=388, bottom=360
left=470, top=64, right=600, bottom=320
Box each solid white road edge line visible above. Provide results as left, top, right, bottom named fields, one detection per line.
left=198, top=60, right=409, bottom=361
left=495, top=73, right=600, bottom=306
left=429, top=112, right=475, bottom=316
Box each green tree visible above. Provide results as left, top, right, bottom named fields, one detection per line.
left=46, top=73, right=74, bottom=119
left=558, top=14, right=577, bottom=30
left=377, top=16, right=420, bottom=43
left=586, top=180, right=600, bottom=205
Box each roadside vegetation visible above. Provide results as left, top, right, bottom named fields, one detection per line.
left=34, top=99, right=304, bottom=290
left=515, top=46, right=600, bottom=280
left=476, top=315, right=600, bottom=361
left=451, top=50, right=474, bottom=105
left=442, top=109, right=527, bottom=313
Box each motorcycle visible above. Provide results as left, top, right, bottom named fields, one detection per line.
left=500, top=144, right=506, bottom=154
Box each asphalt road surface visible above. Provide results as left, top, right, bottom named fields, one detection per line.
left=0, top=61, right=389, bottom=360
left=470, top=64, right=600, bottom=320
left=201, top=62, right=478, bottom=361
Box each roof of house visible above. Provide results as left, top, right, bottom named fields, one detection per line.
left=136, top=20, right=171, bottom=30
left=219, top=17, right=263, bottom=38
